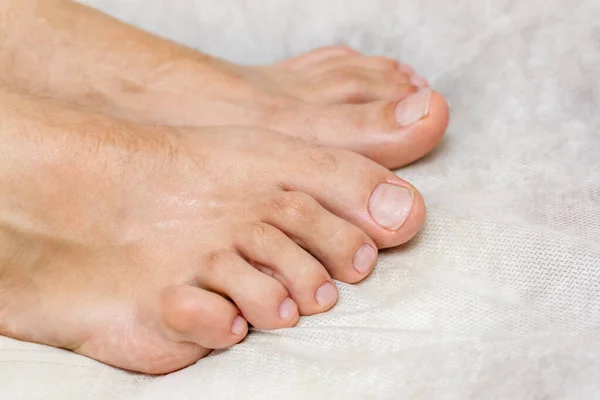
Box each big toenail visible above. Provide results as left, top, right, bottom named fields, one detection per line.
left=315, top=282, right=338, bottom=307
left=368, top=183, right=414, bottom=230
left=353, top=244, right=377, bottom=274
left=231, top=315, right=247, bottom=335
left=395, top=88, right=431, bottom=126
left=410, top=75, right=429, bottom=88
left=278, top=297, right=298, bottom=321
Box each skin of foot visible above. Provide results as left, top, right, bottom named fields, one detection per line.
left=0, top=87, right=426, bottom=374
left=0, top=0, right=450, bottom=170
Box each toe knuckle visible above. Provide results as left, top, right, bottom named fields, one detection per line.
left=306, top=148, right=339, bottom=172
left=205, top=250, right=231, bottom=274
left=271, top=192, right=316, bottom=221
left=247, top=222, right=278, bottom=248
left=248, top=222, right=268, bottom=240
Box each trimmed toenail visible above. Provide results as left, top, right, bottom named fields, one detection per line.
left=395, top=88, right=431, bottom=126
left=353, top=244, right=377, bottom=274
left=231, top=315, right=247, bottom=335
left=278, top=297, right=298, bottom=321
left=368, top=183, right=414, bottom=230
left=410, top=75, right=429, bottom=88
left=315, top=282, right=338, bottom=307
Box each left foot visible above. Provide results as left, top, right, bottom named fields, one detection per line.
left=0, top=2, right=449, bottom=169
left=104, top=45, right=450, bottom=169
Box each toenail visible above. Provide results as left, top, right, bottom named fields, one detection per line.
left=231, top=315, right=247, bottom=335
left=368, top=183, right=414, bottom=230
left=410, top=75, right=429, bottom=88
left=315, top=282, right=338, bottom=307
left=353, top=244, right=377, bottom=274
left=278, top=297, right=298, bottom=321
left=395, top=88, right=431, bottom=126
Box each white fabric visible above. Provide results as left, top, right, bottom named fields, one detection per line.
left=1, top=0, right=599, bottom=398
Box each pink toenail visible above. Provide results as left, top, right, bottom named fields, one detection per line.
left=278, top=297, right=297, bottom=321
left=231, top=315, right=247, bottom=335
left=315, top=282, right=338, bottom=308
left=395, top=88, right=431, bottom=126
left=353, top=244, right=377, bottom=274
left=410, top=75, right=429, bottom=88
left=368, top=183, right=414, bottom=230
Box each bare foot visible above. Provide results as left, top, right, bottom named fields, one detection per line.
left=104, top=45, right=450, bottom=170
left=0, top=1, right=450, bottom=169
left=0, top=90, right=425, bottom=374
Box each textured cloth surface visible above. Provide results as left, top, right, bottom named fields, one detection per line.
left=1, top=0, right=599, bottom=398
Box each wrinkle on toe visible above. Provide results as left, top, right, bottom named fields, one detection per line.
left=308, top=149, right=338, bottom=172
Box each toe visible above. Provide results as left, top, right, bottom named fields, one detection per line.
left=315, top=55, right=401, bottom=73
left=276, top=45, right=360, bottom=70
left=275, top=88, right=449, bottom=170
left=234, top=221, right=339, bottom=314
left=197, top=251, right=299, bottom=330
left=162, top=285, right=247, bottom=349
left=255, top=191, right=378, bottom=284
left=410, top=75, right=429, bottom=88
left=387, top=89, right=449, bottom=167
left=275, top=146, right=427, bottom=249
left=311, top=68, right=415, bottom=104
left=399, top=64, right=416, bottom=75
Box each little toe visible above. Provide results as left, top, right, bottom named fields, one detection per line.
left=197, top=251, right=299, bottom=330
left=162, top=285, right=247, bottom=349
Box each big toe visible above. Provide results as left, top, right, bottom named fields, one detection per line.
left=272, top=141, right=427, bottom=249
left=272, top=89, right=449, bottom=170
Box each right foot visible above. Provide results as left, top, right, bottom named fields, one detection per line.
left=0, top=93, right=425, bottom=374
